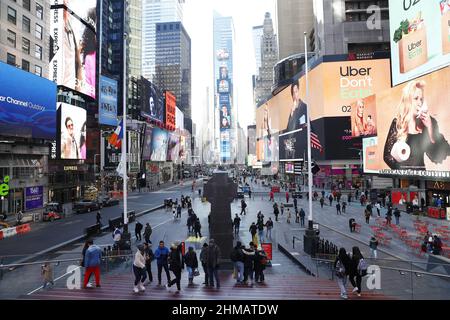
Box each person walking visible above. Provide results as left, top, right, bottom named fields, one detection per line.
left=194, top=218, right=202, bottom=238
left=286, top=209, right=291, bottom=224
left=83, top=240, right=102, bottom=289
left=96, top=211, right=102, bottom=226
left=249, top=222, right=258, bottom=245
left=320, top=197, right=325, bottom=209
left=432, top=235, right=443, bottom=255
left=265, top=218, right=274, bottom=239
left=393, top=208, right=401, bottom=225
left=334, top=247, right=351, bottom=299
left=336, top=202, right=342, bottom=215
left=240, top=199, right=247, bottom=215
left=144, top=223, right=152, bottom=244
left=386, top=207, right=393, bottom=226
left=167, top=243, right=183, bottom=292
left=280, top=203, right=285, bottom=216
left=200, top=243, right=209, bottom=286
left=295, top=210, right=300, bottom=223
left=299, top=208, right=306, bottom=227
left=187, top=214, right=194, bottom=235
left=349, top=218, right=356, bottom=233
left=349, top=247, right=367, bottom=297
left=16, top=211, right=23, bottom=226
left=230, top=242, right=245, bottom=284
left=269, top=190, right=274, bottom=202
left=242, top=242, right=256, bottom=286
left=177, top=204, right=182, bottom=219
left=364, top=208, right=371, bottom=224
left=155, top=241, right=171, bottom=287
left=248, top=189, right=252, bottom=199
left=375, top=202, right=381, bottom=217
left=133, top=245, right=147, bottom=293
left=143, top=242, right=154, bottom=284
left=135, top=221, right=143, bottom=242
left=206, top=239, right=221, bottom=288
left=321, top=190, right=326, bottom=198
left=329, top=194, right=333, bottom=207
left=254, top=248, right=268, bottom=283
left=274, top=204, right=279, bottom=222
left=233, top=214, right=241, bottom=236
left=293, top=197, right=298, bottom=210
left=369, top=237, right=379, bottom=259
left=257, top=219, right=265, bottom=244
left=184, top=246, right=199, bottom=286
left=41, top=262, right=54, bottom=289
left=286, top=191, right=290, bottom=203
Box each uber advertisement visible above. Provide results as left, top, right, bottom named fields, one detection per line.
left=0, top=62, right=57, bottom=140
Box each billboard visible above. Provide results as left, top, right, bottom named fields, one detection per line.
left=151, top=128, right=168, bottom=162
left=142, top=127, right=153, bottom=161
left=176, top=107, right=184, bottom=132
left=52, top=0, right=97, bottom=30
left=220, top=130, right=231, bottom=160
left=389, top=0, right=450, bottom=86
left=220, top=103, right=231, bottom=129
left=128, top=131, right=140, bottom=173
left=59, top=103, right=87, bottom=160
left=50, top=8, right=97, bottom=99
left=25, top=186, right=44, bottom=211
left=164, top=91, right=176, bottom=131
left=350, top=95, right=377, bottom=137
left=99, top=76, right=118, bottom=126
left=104, top=134, right=121, bottom=169
left=167, top=133, right=180, bottom=162
left=0, top=62, right=57, bottom=140
left=141, top=77, right=164, bottom=123
left=216, top=49, right=230, bottom=61
left=217, top=79, right=230, bottom=94
left=363, top=136, right=378, bottom=174
left=219, top=66, right=229, bottom=79
left=364, top=66, right=450, bottom=178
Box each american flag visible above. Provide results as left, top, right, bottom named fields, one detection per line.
left=311, top=131, right=323, bottom=154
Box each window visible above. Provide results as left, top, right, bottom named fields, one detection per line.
left=35, top=65, right=42, bottom=77
left=23, top=16, right=31, bottom=33
left=35, top=44, right=42, bottom=60
left=23, top=0, right=31, bottom=11
left=36, top=3, right=43, bottom=19
left=7, top=53, right=16, bottom=66
left=22, top=59, right=30, bottom=72
left=7, top=30, right=16, bottom=48
left=35, top=24, right=43, bottom=40
left=8, top=7, right=17, bottom=24
left=22, top=37, right=30, bottom=54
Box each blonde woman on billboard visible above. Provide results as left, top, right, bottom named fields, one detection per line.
left=383, top=80, right=450, bottom=170
left=353, top=100, right=367, bottom=136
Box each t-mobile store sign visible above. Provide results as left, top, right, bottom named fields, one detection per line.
left=25, top=186, right=43, bottom=211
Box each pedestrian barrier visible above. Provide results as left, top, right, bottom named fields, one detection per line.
left=15, top=223, right=31, bottom=235
left=1, top=227, right=17, bottom=239
left=0, top=231, right=3, bottom=240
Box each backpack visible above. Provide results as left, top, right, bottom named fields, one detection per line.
left=357, top=258, right=368, bottom=276
left=335, top=259, right=346, bottom=278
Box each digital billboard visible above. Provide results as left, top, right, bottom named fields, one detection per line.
left=58, top=103, right=87, bottom=160
left=220, top=130, right=231, bottom=161
left=176, top=107, right=184, bottom=132
left=164, top=91, right=176, bottom=131
left=389, top=0, right=450, bottom=86
left=220, top=103, right=231, bottom=129
left=128, top=131, right=139, bottom=173
left=52, top=0, right=97, bottom=30
left=219, top=66, right=229, bottom=79
left=141, top=77, right=164, bottom=123
left=50, top=8, right=97, bottom=99
left=363, top=136, right=378, bottom=174
left=350, top=95, right=377, bottom=138
left=216, top=49, right=230, bottom=61
left=364, top=66, right=450, bottom=178
left=99, top=76, right=118, bottom=126
left=104, top=134, right=121, bottom=169
left=142, top=127, right=153, bottom=161
left=25, top=186, right=44, bottom=211
left=0, top=62, right=57, bottom=140
left=167, top=133, right=180, bottom=162
left=217, top=79, right=230, bottom=94
left=151, top=128, right=168, bottom=162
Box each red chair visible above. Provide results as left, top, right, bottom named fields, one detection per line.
left=354, top=223, right=361, bottom=233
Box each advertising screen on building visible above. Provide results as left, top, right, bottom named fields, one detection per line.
left=25, top=186, right=44, bottom=211
left=0, top=62, right=57, bottom=140
left=220, top=129, right=231, bottom=160
left=141, top=77, right=164, bottom=123
left=151, top=128, right=168, bottom=162
left=99, top=76, right=118, bottom=126
left=164, top=91, right=176, bottom=131
left=389, top=0, right=450, bottom=86
left=167, top=133, right=180, bottom=162
left=58, top=103, right=87, bottom=160
left=104, top=134, right=121, bottom=169
left=363, top=66, right=450, bottom=178
left=50, top=8, right=97, bottom=99
left=176, top=107, right=184, bottom=132
left=220, top=103, right=231, bottom=129
left=52, top=0, right=97, bottom=30
left=142, top=127, right=153, bottom=161
left=128, top=131, right=140, bottom=173
left=350, top=95, right=377, bottom=138
left=216, top=49, right=230, bottom=61
left=363, top=136, right=378, bottom=174
left=217, top=79, right=230, bottom=94
left=219, top=66, right=229, bottom=79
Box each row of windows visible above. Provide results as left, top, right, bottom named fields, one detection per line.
left=7, top=6, right=43, bottom=39
left=345, top=0, right=389, bottom=10
left=6, top=30, right=43, bottom=60
left=6, top=52, right=42, bottom=76
left=345, top=11, right=389, bottom=21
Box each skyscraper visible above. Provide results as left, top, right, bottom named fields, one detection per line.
left=142, top=0, right=185, bottom=81
left=252, top=25, right=264, bottom=73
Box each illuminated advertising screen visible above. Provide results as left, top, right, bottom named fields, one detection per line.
left=220, top=103, right=231, bottom=129
left=58, top=103, right=87, bottom=160
left=350, top=95, right=377, bottom=138
left=167, top=133, right=180, bottom=162
left=142, top=127, right=153, bottom=161
left=176, top=107, right=184, bottom=131
left=220, top=129, right=231, bottom=160
left=151, top=128, right=168, bottom=162
left=141, top=77, right=164, bottom=123
left=389, top=0, right=450, bottom=86
left=104, top=134, right=121, bottom=169
left=219, top=66, right=229, bottom=79
left=0, top=62, right=57, bottom=140
left=128, top=131, right=139, bottom=173
left=217, top=79, right=230, bottom=94
left=164, top=91, right=176, bottom=131
left=363, top=136, right=378, bottom=174
left=216, top=49, right=230, bottom=61
left=264, top=132, right=279, bottom=162
left=365, top=66, right=450, bottom=178
left=52, top=0, right=97, bottom=30
left=50, top=8, right=96, bottom=99
left=285, top=163, right=294, bottom=173
left=25, top=186, right=44, bottom=211
left=99, top=76, right=118, bottom=126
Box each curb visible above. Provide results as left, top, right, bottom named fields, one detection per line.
left=277, top=243, right=316, bottom=277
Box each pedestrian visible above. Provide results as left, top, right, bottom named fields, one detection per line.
left=206, top=239, right=221, bottom=288
left=200, top=243, right=209, bottom=286
left=369, top=237, right=378, bottom=259
left=242, top=242, right=256, bottom=286
left=144, top=223, right=152, bottom=244
left=167, top=243, right=183, bottom=292
left=273, top=203, right=279, bottom=222
left=286, top=191, right=290, bottom=203
left=280, top=203, right=284, bottom=216
left=349, top=247, right=367, bottom=297
left=293, top=197, right=298, bottom=210
left=257, top=219, right=265, bottom=244
left=248, top=189, right=252, bottom=199
left=295, top=210, right=300, bottom=223
left=342, top=202, right=347, bottom=214
left=184, top=246, right=199, bottom=286
left=135, top=221, right=143, bottom=242
left=143, top=242, right=154, bottom=284
left=240, top=199, right=247, bottom=215
left=133, top=245, right=147, bottom=293
left=181, top=195, right=185, bottom=208
left=314, top=191, right=318, bottom=201
left=83, top=240, right=102, bottom=288
left=41, top=262, right=54, bottom=289
left=16, top=211, right=23, bottom=226
left=249, top=222, right=258, bottom=245
left=230, top=241, right=245, bottom=284
left=334, top=247, right=351, bottom=299
left=393, top=208, right=401, bottom=225
left=257, top=211, right=264, bottom=224
left=364, top=208, right=371, bottom=224
left=233, top=214, right=241, bottom=236
left=286, top=209, right=291, bottom=224
left=254, top=248, right=268, bottom=283
left=321, top=190, right=325, bottom=198
left=386, top=208, right=392, bottom=226
left=177, top=204, right=182, bottom=219
left=265, top=218, right=274, bottom=239
left=320, top=197, right=325, bottom=209
left=96, top=211, right=102, bottom=226
left=348, top=193, right=352, bottom=203
left=329, top=194, right=333, bottom=207
left=375, top=202, right=381, bottom=217
left=336, top=202, right=341, bottom=215
left=367, top=203, right=373, bottom=217
left=349, top=218, right=356, bottom=233
left=360, top=194, right=365, bottom=206
left=432, top=235, right=443, bottom=255
left=194, top=218, right=202, bottom=238
left=155, top=241, right=171, bottom=287
left=269, top=191, right=274, bottom=202
left=299, top=208, right=306, bottom=227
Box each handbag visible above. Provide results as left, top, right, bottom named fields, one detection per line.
left=193, top=269, right=200, bottom=277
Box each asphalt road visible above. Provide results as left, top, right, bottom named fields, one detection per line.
left=0, top=181, right=200, bottom=261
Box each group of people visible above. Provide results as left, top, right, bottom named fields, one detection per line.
left=272, top=202, right=306, bottom=226
left=230, top=241, right=268, bottom=286
left=421, top=232, right=443, bottom=255
left=334, top=246, right=368, bottom=299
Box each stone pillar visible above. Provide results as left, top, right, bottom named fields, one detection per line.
left=203, top=170, right=237, bottom=269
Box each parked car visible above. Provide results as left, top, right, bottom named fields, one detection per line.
left=74, top=200, right=102, bottom=214
left=100, top=196, right=119, bottom=207
left=43, top=202, right=62, bottom=222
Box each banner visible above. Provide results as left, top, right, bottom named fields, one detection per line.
left=165, top=91, right=176, bottom=131
left=58, top=103, right=87, bottom=160
left=141, top=77, right=164, bottom=123
left=151, top=128, right=168, bottom=162
left=25, top=186, right=43, bottom=211
left=99, top=76, right=118, bottom=126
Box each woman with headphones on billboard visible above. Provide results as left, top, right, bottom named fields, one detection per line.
left=383, top=80, right=450, bottom=170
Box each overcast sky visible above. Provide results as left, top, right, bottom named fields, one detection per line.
left=183, top=0, right=276, bottom=134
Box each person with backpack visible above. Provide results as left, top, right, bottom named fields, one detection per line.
left=184, top=246, right=199, bottom=286
left=143, top=223, right=152, bottom=244
left=320, top=197, right=325, bottom=209
left=369, top=236, right=379, bottom=259
left=240, top=199, right=247, bottom=215
left=242, top=242, right=256, bottom=286
left=265, top=218, right=274, bottom=239
left=230, top=242, right=245, bottom=284
left=334, top=247, right=351, bottom=299
left=249, top=222, right=258, bottom=245
left=133, top=245, right=147, bottom=293
left=233, top=214, right=241, bottom=236
left=135, top=221, right=143, bottom=242
left=349, top=246, right=367, bottom=297
left=167, top=243, right=183, bottom=292
left=393, top=208, right=401, bottom=225
left=199, top=243, right=209, bottom=286
left=336, top=202, right=341, bottom=215
left=254, top=248, right=268, bottom=283
left=257, top=219, right=265, bottom=244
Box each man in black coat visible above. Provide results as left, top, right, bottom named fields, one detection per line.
left=167, top=243, right=183, bottom=291
left=135, top=221, right=143, bottom=241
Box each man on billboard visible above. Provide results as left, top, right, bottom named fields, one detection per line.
left=383, top=80, right=450, bottom=170
left=221, top=105, right=231, bottom=129
left=220, top=67, right=228, bottom=79
left=286, top=80, right=307, bottom=133
left=61, top=117, right=79, bottom=159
